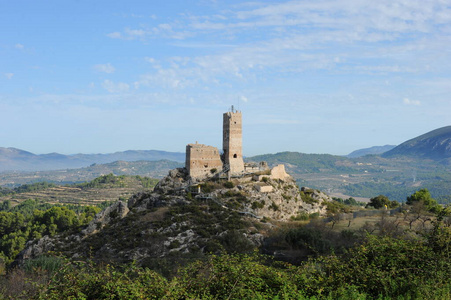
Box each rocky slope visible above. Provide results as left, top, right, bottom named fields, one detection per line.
left=383, top=126, right=451, bottom=160
left=18, top=167, right=332, bottom=268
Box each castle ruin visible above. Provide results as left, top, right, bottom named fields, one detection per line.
left=223, top=109, right=245, bottom=176
left=185, top=106, right=288, bottom=181
left=185, top=143, right=223, bottom=179
left=185, top=106, right=245, bottom=180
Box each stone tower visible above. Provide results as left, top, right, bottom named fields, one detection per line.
left=223, top=106, right=245, bottom=176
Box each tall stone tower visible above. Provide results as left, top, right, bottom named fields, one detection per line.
left=223, top=106, right=245, bottom=176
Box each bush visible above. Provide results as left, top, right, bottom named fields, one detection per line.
left=300, top=191, right=318, bottom=204
left=223, top=181, right=234, bottom=188
left=291, top=212, right=309, bottom=221
left=34, top=261, right=169, bottom=300
left=285, top=227, right=332, bottom=255
left=24, top=256, right=62, bottom=274
left=219, top=230, right=255, bottom=254
left=176, top=253, right=302, bottom=299
left=269, top=202, right=279, bottom=211
left=367, top=195, right=399, bottom=209
left=251, top=201, right=265, bottom=210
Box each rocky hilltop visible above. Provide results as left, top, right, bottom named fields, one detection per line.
left=18, top=167, right=331, bottom=267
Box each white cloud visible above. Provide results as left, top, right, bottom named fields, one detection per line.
left=107, top=32, right=122, bottom=39
left=94, top=63, right=115, bottom=74
left=109, top=0, right=451, bottom=96
left=403, top=98, right=421, bottom=106
left=240, top=95, right=248, bottom=102
left=4, top=73, right=14, bottom=79
left=15, top=44, right=24, bottom=49
left=144, top=57, right=158, bottom=64
left=102, top=80, right=130, bottom=93
left=107, top=28, right=148, bottom=40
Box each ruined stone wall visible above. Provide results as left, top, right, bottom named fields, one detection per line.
left=244, top=161, right=269, bottom=173
left=223, top=110, right=244, bottom=176
left=186, top=143, right=223, bottom=180
left=270, top=164, right=291, bottom=180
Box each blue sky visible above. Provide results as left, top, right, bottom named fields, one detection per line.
left=1, top=0, right=450, bottom=156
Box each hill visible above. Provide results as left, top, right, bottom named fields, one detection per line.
left=18, top=168, right=332, bottom=267
left=247, top=151, right=451, bottom=203
left=0, top=148, right=185, bottom=172
left=347, top=145, right=396, bottom=158
left=0, top=160, right=183, bottom=187
left=0, top=174, right=159, bottom=207
left=383, top=126, right=451, bottom=160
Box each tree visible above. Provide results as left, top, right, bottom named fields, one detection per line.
left=367, top=195, right=398, bottom=209
left=0, top=200, right=11, bottom=211
left=406, top=188, right=439, bottom=212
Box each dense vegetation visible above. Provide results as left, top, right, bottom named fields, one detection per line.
left=0, top=182, right=57, bottom=196
left=2, top=222, right=451, bottom=299
left=0, top=199, right=103, bottom=265
left=75, top=174, right=158, bottom=189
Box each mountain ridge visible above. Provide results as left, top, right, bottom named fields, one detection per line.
left=0, top=148, right=185, bottom=172
left=347, top=145, right=396, bottom=158
left=383, top=126, right=451, bottom=160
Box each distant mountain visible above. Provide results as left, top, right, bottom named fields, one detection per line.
left=0, top=160, right=184, bottom=186
left=347, top=145, right=396, bottom=158
left=382, top=126, right=451, bottom=160
left=0, top=148, right=185, bottom=172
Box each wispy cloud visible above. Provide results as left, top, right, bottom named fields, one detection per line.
left=4, top=73, right=14, bottom=79
left=15, top=44, right=24, bottom=49
left=101, top=80, right=129, bottom=93
left=110, top=0, right=450, bottom=92
left=94, top=63, right=115, bottom=74
left=403, top=98, right=421, bottom=106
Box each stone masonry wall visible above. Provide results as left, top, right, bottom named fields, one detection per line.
left=223, top=110, right=244, bottom=175
left=186, top=143, right=223, bottom=179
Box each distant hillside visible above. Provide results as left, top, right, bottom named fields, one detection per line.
left=0, top=174, right=159, bottom=207
left=0, top=160, right=183, bottom=187
left=247, top=151, right=352, bottom=173
left=383, top=126, right=451, bottom=160
left=347, top=145, right=396, bottom=158
left=0, top=148, right=185, bottom=172
left=247, top=151, right=451, bottom=203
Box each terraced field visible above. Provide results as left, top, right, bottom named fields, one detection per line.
left=0, top=175, right=158, bottom=207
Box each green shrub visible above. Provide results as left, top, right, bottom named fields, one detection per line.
left=309, top=212, right=320, bottom=219
left=282, top=193, right=292, bottom=201
left=291, top=212, right=309, bottom=221
left=24, top=256, right=63, bottom=274
left=300, top=191, right=318, bottom=204
left=35, top=261, right=169, bottom=300
left=200, top=183, right=216, bottom=193
left=223, top=181, right=234, bottom=188
left=269, top=202, right=279, bottom=211
left=251, top=201, right=265, bottom=210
